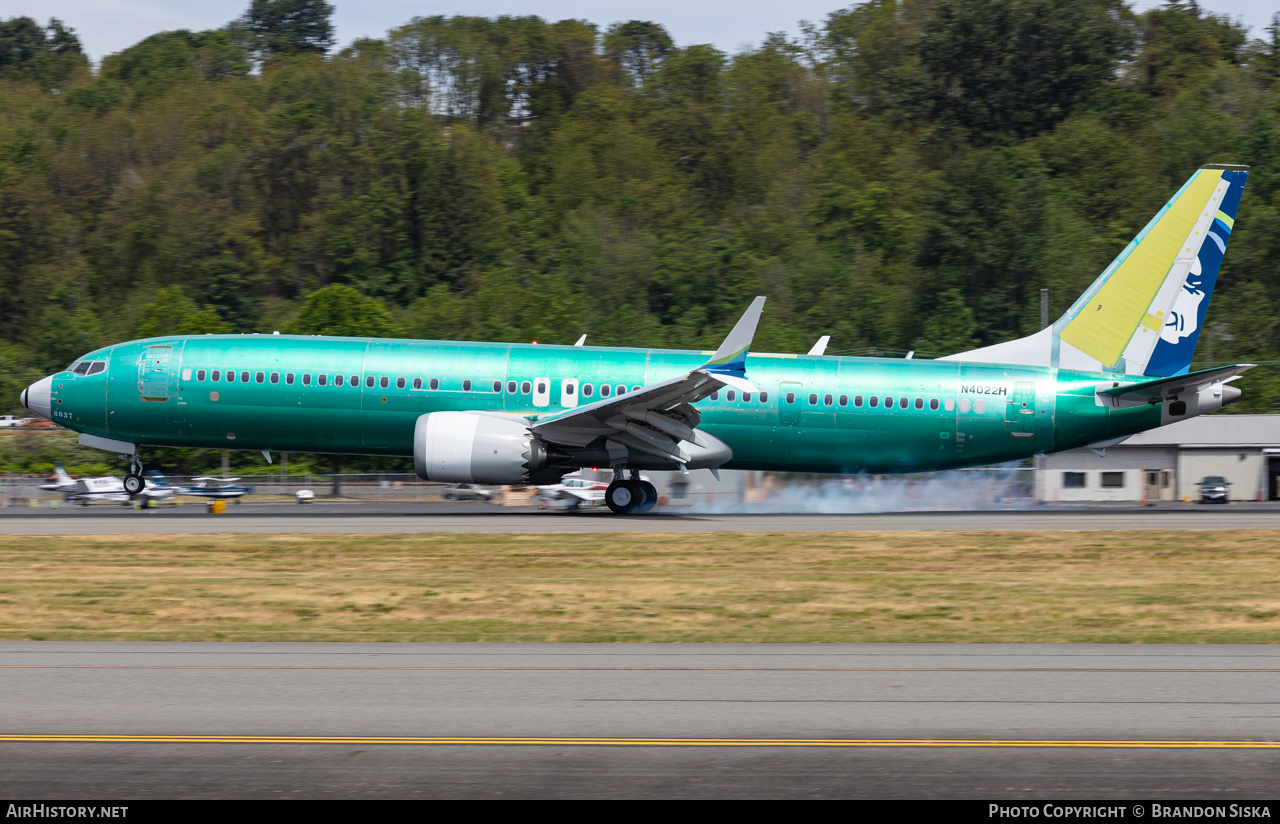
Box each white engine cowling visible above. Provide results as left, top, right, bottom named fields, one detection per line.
left=414, top=412, right=549, bottom=484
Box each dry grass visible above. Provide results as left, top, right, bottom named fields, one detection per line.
left=1, top=530, right=1278, bottom=643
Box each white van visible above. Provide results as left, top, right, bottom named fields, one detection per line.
left=0, top=416, right=20, bottom=429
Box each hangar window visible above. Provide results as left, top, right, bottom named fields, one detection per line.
left=1101, top=472, right=1125, bottom=488
left=853, top=395, right=863, bottom=407
left=302, top=374, right=311, bottom=386
left=930, top=398, right=939, bottom=411
left=914, top=398, right=923, bottom=410
left=507, top=381, right=517, bottom=393
left=380, top=377, right=390, bottom=389
left=396, top=377, right=406, bottom=390
left=318, top=374, right=327, bottom=386
left=366, top=376, right=375, bottom=388
left=600, top=384, right=611, bottom=398
left=254, top=372, right=264, bottom=384
left=413, top=378, right=421, bottom=390
left=430, top=378, right=440, bottom=390
left=196, top=370, right=206, bottom=381
left=839, top=395, right=847, bottom=407
left=240, top=371, right=250, bottom=383
left=1063, top=472, right=1086, bottom=489
left=958, top=398, right=970, bottom=413
left=285, top=373, right=294, bottom=385
left=785, top=392, right=795, bottom=404
left=869, top=396, right=878, bottom=408
left=808, top=393, right=818, bottom=405
left=759, top=391, right=768, bottom=403
left=492, top=381, right=501, bottom=393
left=974, top=399, right=986, bottom=414
left=582, top=384, right=593, bottom=398
left=521, top=381, right=531, bottom=394
left=270, top=372, right=279, bottom=385
left=727, top=390, right=736, bottom=402
left=335, top=375, right=344, bottom=387
left=463, top=380, right=472, bottom=391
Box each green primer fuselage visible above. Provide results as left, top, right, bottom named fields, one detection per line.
left=49, top=335, right=1158, bottom=473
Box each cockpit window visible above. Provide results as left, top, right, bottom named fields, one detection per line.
left=71, top=362, right=90, bottom=375
left=86, top=361, right=106, bottom=375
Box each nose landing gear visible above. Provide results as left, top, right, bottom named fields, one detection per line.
left=604, top=470, right=658, bottom=515
left=123, top=459, right=145, bottom=495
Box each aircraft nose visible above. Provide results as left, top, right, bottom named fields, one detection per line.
left=22, top=376, right=52, bottom=420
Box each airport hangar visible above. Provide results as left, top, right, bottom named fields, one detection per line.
left=1037, top=413, right=1280, bottom=504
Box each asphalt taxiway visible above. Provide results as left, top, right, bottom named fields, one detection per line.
left=0, top=500, right=1277, bottom=533
left=1, top=642, right=1277, bottom=798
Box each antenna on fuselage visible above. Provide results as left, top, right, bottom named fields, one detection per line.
left=574, top=334, right=586, bottom=346
left=807, top=336, right=830, bottom=356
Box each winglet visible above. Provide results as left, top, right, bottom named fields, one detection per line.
left=704, top=297, right=765, bottom=377
left=807, top=335, right=830, bottom=356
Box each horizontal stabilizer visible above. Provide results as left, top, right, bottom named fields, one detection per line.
left=1097, top=364, right=1253, bottom=402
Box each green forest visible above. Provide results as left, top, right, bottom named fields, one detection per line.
left=2, top=0, right=1280, bottom=473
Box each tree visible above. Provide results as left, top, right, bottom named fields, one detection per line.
left=914, top=288, right=979, bottom=356
left=0, top=17, right=87, bottom=85
left=284, top=284, right=397, bottom=337
left=915, top=0, right=1135, bottom=143
left=242, top=0, right=334, bottom=57
left=135, top=287, right=233, bottom=338
left=604, top=21, right=674, bottom=86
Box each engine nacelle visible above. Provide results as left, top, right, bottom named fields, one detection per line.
left=414, top=411, right=551, bottom=484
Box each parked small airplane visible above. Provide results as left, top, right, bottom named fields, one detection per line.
left=176, top=477, right=255, bottom=500
left=40, top=462, right=175, bottom=506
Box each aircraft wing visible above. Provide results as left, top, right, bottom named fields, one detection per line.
left=531, top=297, right=765, bottom=467
left=1097, top=364, right=1253, bottom=402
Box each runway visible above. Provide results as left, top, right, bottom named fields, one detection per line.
left=1, top=642, right=1278, bottom=798
left=0, top=501, right=1278, bottom=533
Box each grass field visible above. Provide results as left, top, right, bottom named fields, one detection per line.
left=2, top=530, right=1278, bottom=643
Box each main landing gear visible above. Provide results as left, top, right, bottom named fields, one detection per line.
left=605, top=470, right=657, bottom=515
left=123, top=459, right=145, bottom=495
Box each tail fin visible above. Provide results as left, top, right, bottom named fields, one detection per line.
left=941, top=164, right=1248, bottom=375
left=53, top=461, right=73, bottom=485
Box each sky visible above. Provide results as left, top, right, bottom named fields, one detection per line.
left=7, top=0, right=1278, bottom=64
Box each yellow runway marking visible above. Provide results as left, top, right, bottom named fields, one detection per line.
left=0, top=735, right=1278, bottom=749
left=2, top=666, right=1278, bottom=673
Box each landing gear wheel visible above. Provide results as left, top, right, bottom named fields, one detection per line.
left=634, top=481, right=658, bottom=514
left=123, top=473, right=144, bottom=495
left=605, top=481, right=638, bottom=514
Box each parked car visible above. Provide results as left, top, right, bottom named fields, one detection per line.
left=1199, top=476, right=1230, bottom=503
left=442, top=483, right=494, bottom=501
left=0, top=415, right=21, bottom=428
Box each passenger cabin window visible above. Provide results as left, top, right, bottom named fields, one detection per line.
left=564, top=382, right=574, bottom=396
left=255, top=372, right=264, bottom=384
left=743, top=392, right=751, bottom=402
left=521, top=381, right=531, bottom=394
left=975, top=399, right=986, bottom=414
left=336, top=375, right=344, bottom=387
left=430, top=378, right=440, bottom=390
left=854, top=395, right=863, bottom=407
left=727, top=390, right=736, bottom=402
left=536, top=380, right=546, bottom=394
left=492, top=381, right=501, bottom=393
left=759, top=391, right=768, bottom=403
left=929, top=398, right=939, bottom=411
left=302, top=374, right=311, bottom=386
left=318, top=374, right=327, bottom=386
left=366, top=376, right=375, bottom=388
left=413, top=378, right=422, bottom=390
left=380, top=377, right=389, bottom=389
left=944, top=399, right=954, bottom=411
left=196, top=370, right=206, bottom=381
left=785, top=393, right=795, bottom=404
left=225, top=371, right=234, bottom=383
left=824, top=394, right=833, bottom=406
left=463, top=380, right=472, bottom=391
left=869, top=396, right=878, bottom=408
left=507, top=381, right=517, bottom=393
left=350, top=375, right=358, bottom=387
left=899, top=397, right=908, bottom=409
left=711, top=391, right=719, bottom=400
left=884, top=396, right=893, bottom=408
left=631, top=385, right=640, bottom=393
left=396, top=377, right=406, bottom=390
left=914, top=398, right=923, bottom=410
left=583, top=384, right=593, bottom=398
left=838, top=395, right=847, bottom=406
left=270, top=372, right=279, bottom=384
left=182, top=368, right=192, bottom=382
left=808, top=393, right=818, bottom=405
left=959, top=398, right=970, bottom=413
left=286, top=373, right=295, bottom=385
left=600, top=384, right=611, bottom=397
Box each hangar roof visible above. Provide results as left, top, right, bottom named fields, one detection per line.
left=1123, top=414, right=1280, bottom=448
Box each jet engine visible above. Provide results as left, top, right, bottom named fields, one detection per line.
left=414, top=411, right=558, bottom=485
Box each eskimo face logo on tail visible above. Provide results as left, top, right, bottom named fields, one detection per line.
left=1160, top=257, right=1206, bottom=345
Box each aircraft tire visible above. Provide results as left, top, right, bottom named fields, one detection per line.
left=605, top=481, right=638, bottom=514
left=123, top=474, right=144, bottom=495
left=634, top=481, right=658, bottom=513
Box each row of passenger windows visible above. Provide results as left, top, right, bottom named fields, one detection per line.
left=186, top=369, right=642, bottom=398
left=710, top=389, right=985, bottom=413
